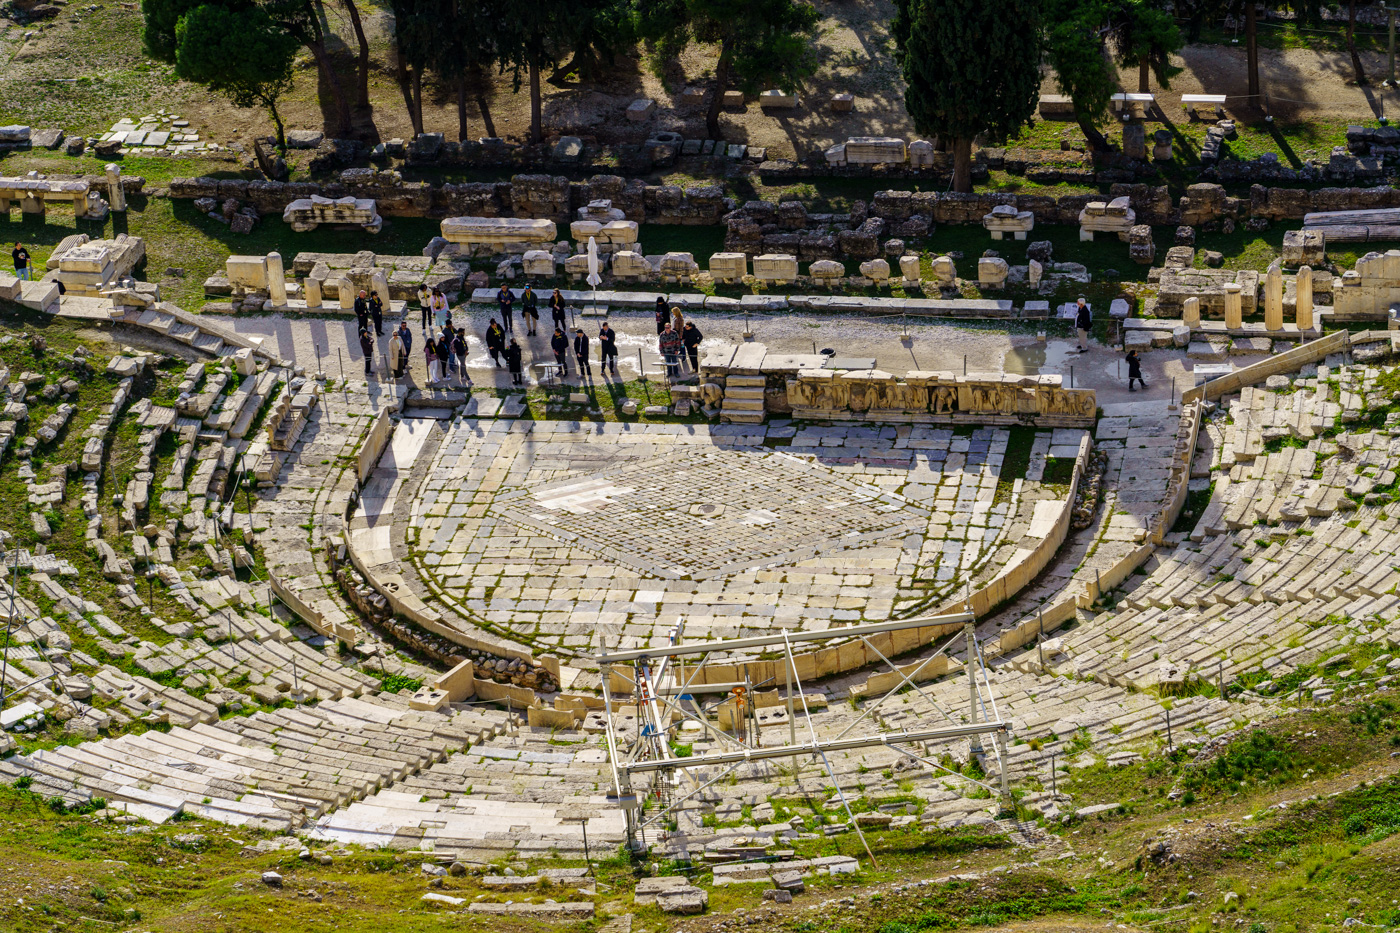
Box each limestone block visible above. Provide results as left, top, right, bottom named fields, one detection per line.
left=626, top=99, right=656, bottom=122
left=809, top=259, right=845, bottom=282
left=722, top=90, right=745, bottom=107
left=709, top=252, right=748, bottom=283
left=522, top=250, right=555, bottom=278
left=982, top=204, right=1034, bottom=240
left=930, top=255, right=957, bottom=285
left=1182, top=296, right=1201, bottom=327
left=909, top=139, right=934, bottom=168
left=759, top=90, right=798, bottom=108
left=1028, top=259, right=1043, bottom=285
left=680, top=87, right=705, bottom=108
left=830, top=93, right=855, bottom=112
left=977, top=257, right=1009, bottom=288
left=1282, top=228, right=1325, bottom=266
left=268, top=251, right=288, bottom=305
left=899, top=254, right=921, bottom=283
left=660, top=251, right=700, bottom=280
left=1223, top=282, right=1243, bottom=329
left=226, top=255, right=269, bottom=290
left=859, top=258, right=890, bottom=282
left=824, top=143, right=847, bottom=165
left=612, top=250, right=651, bottom=279
left=59, top=245, right=112, bottom=274
left=440, top=216, right=557, bottom=251
left=754, top=253, right=799, bottom=284
left=564, top=254, right=591, bottom=277
left=844, top=137, right=906, bottom=164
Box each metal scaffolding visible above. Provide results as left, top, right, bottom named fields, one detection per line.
left=597, top=610, right=1013, bottom=856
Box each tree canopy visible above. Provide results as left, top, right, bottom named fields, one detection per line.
left=891, top=0, right=1042, bottom=192
left=172, top=3, right=298, bottom=149
left=638, top=0, right=820, bottom=140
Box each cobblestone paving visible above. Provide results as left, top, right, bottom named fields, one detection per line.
left=402, top=419, right=1062, bottom=657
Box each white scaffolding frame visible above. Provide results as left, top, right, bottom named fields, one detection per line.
left=597, top=610, right=1013, bottom=858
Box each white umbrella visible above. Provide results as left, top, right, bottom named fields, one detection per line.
left=586, top=236, right=602, bottom=323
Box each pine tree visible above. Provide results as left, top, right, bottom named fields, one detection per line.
left=891, top=0, right=1043, bottom=193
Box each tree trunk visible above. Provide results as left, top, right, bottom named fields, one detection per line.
left=951, top=137, right=973, bottom=194
left=411, top=68, right=424, bottom=137
left=343, top=0, right=371, bottom=112
left=1138, top=54, right=1150, bottom=94
left=1348, top=0, right=1368, bottom=84
left=456, top=78, right=469, bottom=141
left=1077, top=114, right=1110, bottom=152
left=706, top=40, right=733, bottom=141
left=267, top=101, right=287, bottom=152
left=1246, top=2, right=1260, bottom=99
left=471, top=64, right=497, bottom=137
left=307, top=38, right=352, bottom=135
left=529, top=60, right=543, bottom=144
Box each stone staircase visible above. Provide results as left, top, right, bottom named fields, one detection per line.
left=720, top=374, right=766, bottom=424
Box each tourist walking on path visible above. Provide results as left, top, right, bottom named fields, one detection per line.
left=368, top=291, right=384, bottom=335
left=497, top=284, right=515, bottom=334
left=358, top=327, right=374, bottom=376
left=432, top=288, right=450, bottom=331
left=388, top=329, right=406, bottom=379
left=681, top=321, right=702, bottom=372
left=1126, top=349, right=1147, bottom=392
left=550, top=288, right=567, bottom=331
left=397, top=321, right=412, bottom=363
left=424, top=335, right=441, bottom=385
left=453, top=328, right=471, bottom=387
left=485, top=319, right=505, bottom=367
left=654, top=297, right=669, bottom=335
left=598, top=321, right=618, bottom=375
left=417, top=283, right=431, bottom=330
left=550, top=326, right=570, bottom=377
left=506, top=338, right=524, bottom=385
left=659, top=323, right=682, bottom=380
left=573, top=328, right=591, bottom=378
left=12, top=242, right=30, bottom=281
left=354, top=290, right=370, bottom=333
left=1074, top=297, right=1091, bottom=353
left=435, top=332, right=452, bottom=384
left=521, top=284, right=539, bottom=336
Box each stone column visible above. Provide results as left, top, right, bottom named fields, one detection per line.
left=1264, top=258, right=1283, bottom=331
left=1182, top=296, right=1200, bottom=327
left=1296, top=265, right=1314, bottom=331
left=304, top=277, right=323, bottom=309
left=106, top=164, right=126, bottom=212
left=337, top=277, right=356, bottom=310
left=1223, top=282, right=1242, bottom=329
left=371, top=270, right=391, bottom=311
left=267, top=252, right=287, bottom=306
left=73, top=195, right=87, bottom=219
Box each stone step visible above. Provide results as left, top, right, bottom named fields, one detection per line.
left=726, top=375, right=766, bottom=387
left=721, top=398, right=764, bottom=412
left=192, top=331, right=224, bottom=355
left=724, top=387, right=765, bottom=400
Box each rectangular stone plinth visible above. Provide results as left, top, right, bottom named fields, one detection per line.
left=441, top=216, right=557, bottom=251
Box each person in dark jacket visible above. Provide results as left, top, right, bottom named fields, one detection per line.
left=358, top=327, right=375, bottom=376
left=397, top=321, right=413, bottom=360
left=453, top=328, right=471, bottom=387
left=598, top=321, right=618, bottom=376
left=505, top=338, right=524, bottom=385
left=485, top=320, right=505, bottom=367
left=435, top=332, right=453, bottom=383
left=496, top=284, right=515, bottom=334
left=1074, top=297, right=1091, bottom=352
left=368, top=291, right=384, bottom=335
left=549, top=288, right=567, bottom=331
left=1126, top=349, right=1147, bottom=392
left=521, top=284, right=539, bottom=336
left=573, top=328, right=591, bottom=378
left=550, top=326, right=569, bottom=377
left=354, top=290, right=370, bottom=333
left=681, top=321, right=703, bottom=372
left=654, top=296, right=669, bottom=335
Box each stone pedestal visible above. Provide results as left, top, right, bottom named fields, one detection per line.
left=1264, top=258, right=1283, bottom=331
left=1223, top=282, right=1242, bottom=329
left=1182, top=296, right=1200, bottom=327
left=304, top=277, right=322, bottom=309
left=267, top=252, right=287, bottom=306
left=371, top=270, right=391, bottom=310
left=336, top=277, right=356, bottom=311
left=106, top=164, right=126, bottom=212
left=1296, top=265, right=1314, bottom=330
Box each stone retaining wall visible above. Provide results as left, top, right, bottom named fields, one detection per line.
left=1181, top=331, right=1350, bottom=403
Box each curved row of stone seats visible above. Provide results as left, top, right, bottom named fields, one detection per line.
left=138, top=637, right=381, bottom=702
left=0, top=694, right=516, bottom=830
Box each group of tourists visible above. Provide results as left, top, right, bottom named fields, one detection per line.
left=349, top=281, right=717, bottom=388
